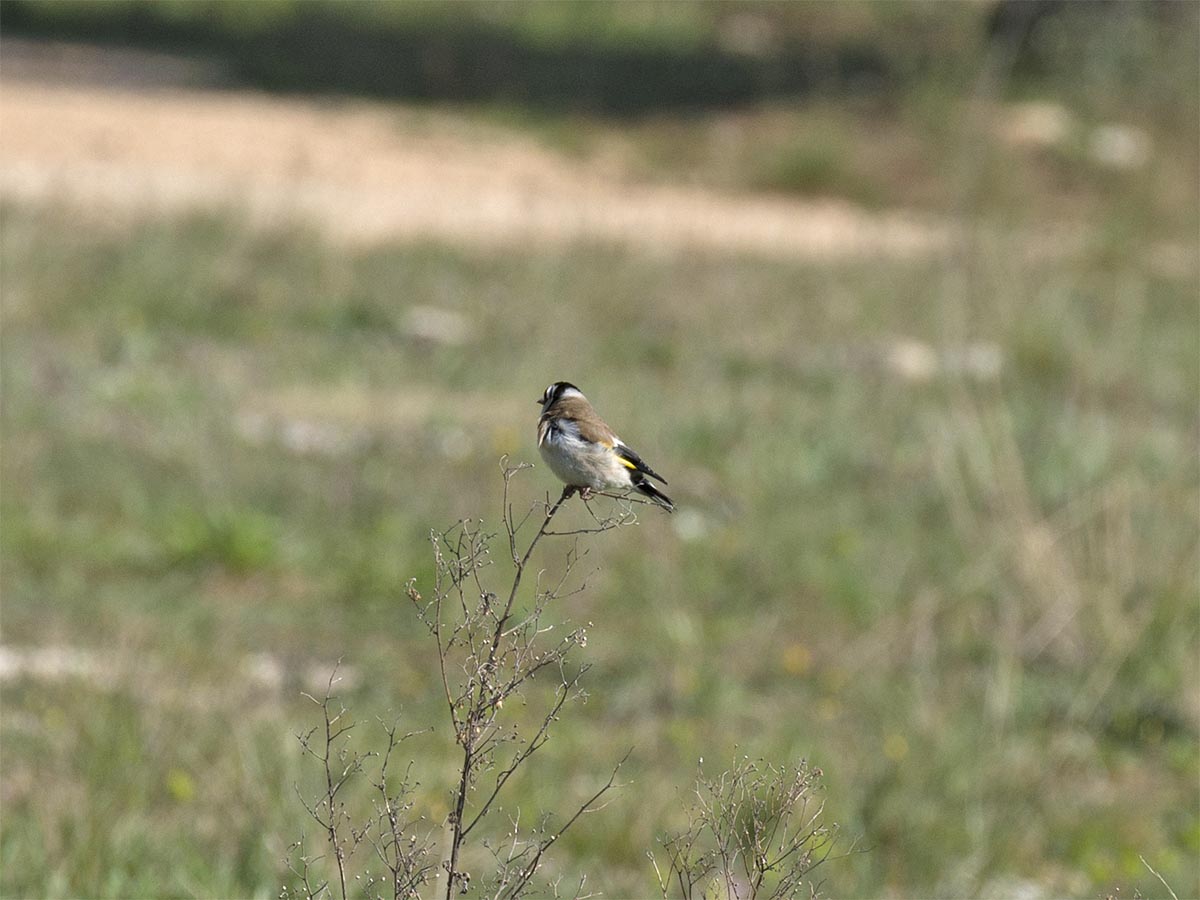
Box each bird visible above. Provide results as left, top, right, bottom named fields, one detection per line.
left=536, top=381, right=674, bottom=512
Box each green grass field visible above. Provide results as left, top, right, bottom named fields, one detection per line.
left=2, top=6, right=1199, bottom=898
left=3, top=189, right=1196, bottom=895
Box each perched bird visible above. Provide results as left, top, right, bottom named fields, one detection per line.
left=536, top=381, right=674, bottom=512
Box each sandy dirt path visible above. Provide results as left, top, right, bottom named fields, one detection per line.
left=0, top=43, right=948, bottom=260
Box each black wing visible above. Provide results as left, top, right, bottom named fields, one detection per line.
left=613, top=442, right=668, bottom=485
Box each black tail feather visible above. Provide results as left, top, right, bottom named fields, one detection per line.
left=633, top=475, right=674, bottom=512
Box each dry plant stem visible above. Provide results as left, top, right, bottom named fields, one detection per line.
left=1139, top=855, right=1180, bottom=900
left=291, top=666, right=434, bottom=900
left=442, top=483, right=573, bottom=898
left=491, top=751, right=630, bottom=900
left=493, top=482, right=575, bottom=675
left=369, top=722, right=437, bottom=898
left=287, top=838, right=330, bottom=900
left=297, top=666, right=361, bottom=900
left=405, top=463, right=631, bottom=896
left=324, top=703, right=351, bottom=900
left=461, top=667, right=581, bottom=840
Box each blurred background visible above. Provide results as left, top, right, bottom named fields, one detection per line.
left=1, top=1, right=1197, bottom=897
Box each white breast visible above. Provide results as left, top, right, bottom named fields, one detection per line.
left=538, top=420, right=630, bottom=490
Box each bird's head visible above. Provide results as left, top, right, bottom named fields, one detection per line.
left=537, top=381, right=583, bottom=412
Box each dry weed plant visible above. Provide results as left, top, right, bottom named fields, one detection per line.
left=286, top=463, right=845, bottom=899
left=285, top=669, right=436, bottom=900
left=650, top=757, right=841, bottom=900
left=652, top=763, right=840, bottom=900
left=286, top=461, right=642, bottom=899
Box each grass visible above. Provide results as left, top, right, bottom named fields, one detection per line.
left=2, top=186, right=1195, bottom=896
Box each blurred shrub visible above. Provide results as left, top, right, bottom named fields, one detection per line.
left=4, top=0, right=977, bottom=114
left=163, top=504, right=283, bottom=572
left=8, top=1, right=1193, bottom=124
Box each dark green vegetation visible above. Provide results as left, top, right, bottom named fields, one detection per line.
left=2, top=0, right=977, bottom=114
left=8, top=0, right=1188, bottom=120
left=2, top=3, right=1198, bottom=898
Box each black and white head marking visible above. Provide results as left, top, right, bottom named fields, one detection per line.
left=538, top=381, right=584, bottom=411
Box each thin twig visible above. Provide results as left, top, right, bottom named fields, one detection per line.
left=1140, top=855, right=1180, bottom=900
left=499, top=750, right=631, bottom=899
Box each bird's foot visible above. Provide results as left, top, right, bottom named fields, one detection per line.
left=579, top=487, right=595, bottom=501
